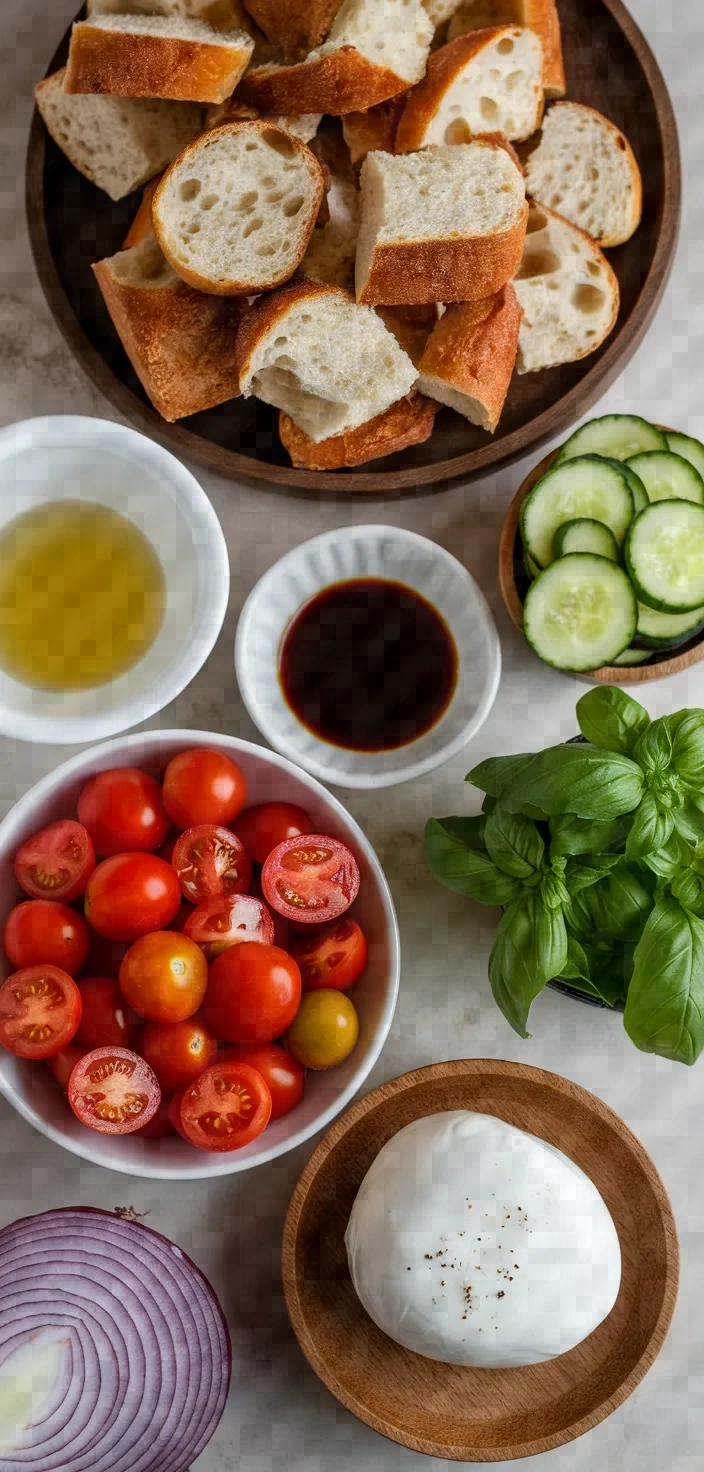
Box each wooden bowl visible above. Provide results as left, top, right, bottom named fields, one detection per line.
left=26, top=0, right=680, bottom=496
left=498, top=444, right=704, bottom=683
left=282, top=1059, right=679, bottom=1462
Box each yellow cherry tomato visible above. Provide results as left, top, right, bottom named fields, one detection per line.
left=287, top=990, right=359, bottom=1070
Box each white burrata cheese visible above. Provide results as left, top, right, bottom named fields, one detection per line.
left=345, top=1110, right=622, bottom=1368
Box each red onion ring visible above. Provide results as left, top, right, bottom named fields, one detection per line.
left=0, top=1208, right=230, bottom=1471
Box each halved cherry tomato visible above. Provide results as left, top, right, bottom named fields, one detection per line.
left=172, top=825, right=251, bottom=904
left=14, top=820, right=95, bottom=904
left=4, top=900, right=89, bottom=975
left=234, top=804, right=313, bottom=865
left=136, top=1093, right=176, bottom=1138
left=168, top=1087, right=190, bottom=1141
left=286, top=989, right=359, bottom=1070
left=200, top=942, right=301, bottom=1044
left=47, top=1042, right=88, bottom=1090
left=261, top=835, right=360, bottom=925
left=75, top=976, right=133, bottom=1050
left=119, top=931, right=208, bottom=1023
left=67, top=1046, right=161, bottom=1135
left=0, top=965, right=82, bottom=1060
left=138, top=1016, right=218, bottom=1091
left=177, top=1061, right=271, bottom=1152
left=78, top=768, right=170, bottom=855
left=183, top=894, right=274, bottom=961
left=162, top=749, right=247, bottom=830
left=168, top=901, right=195, bottom=934
left=291, top=917, right=368, bottom=992
left=84, top=853, right=181, bottom=942
left=222, top=1042, right=304, bottom=1119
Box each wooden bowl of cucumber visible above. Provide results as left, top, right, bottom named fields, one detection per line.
left=499, top=414, right=704, bottom=683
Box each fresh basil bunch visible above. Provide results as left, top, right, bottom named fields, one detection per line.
left=425, top=687, right=704, bottom=1065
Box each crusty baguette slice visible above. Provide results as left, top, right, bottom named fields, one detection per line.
left=513, top=202, right=619, bottom=373
left=375, top=304, right=439, bottom=365
left=242, top=0, right=344, bottom=57
left=355, top=140, right=527, bottom=305
left=205, top=97, right=322, bottom=142
left=86, top=0, right=251, bottom=27
left=240, top=0, right=434, bottom=116
left=448, top=0, right=564, bottom=98
left=34, top=69, right=203, bottom=202
left=524, top=102, right=642, bottom=247
left=417, top=283, right=521, bottom=430
left=279, top=392, right=436, bottom=466
left=93, top=237, right=244, bottom=420
left=342, top=96, right=407, bottom=164
left=396, top=28, right=544, bottom=152
left=64, top=14, right=254, bottom=104
left=235, top=279, right=417, bottom=439
left=152, top=120, right=325, bottom=294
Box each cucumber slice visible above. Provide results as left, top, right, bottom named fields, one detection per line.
left=553, top=518, right=619, bottom=561
left=523, top=554, right=637, bottom=671
left=524, top=551, right=541, bottom=580
left=634, top=600, right=704, bottom=649
left=626, top=451, right=704, bottom=505
left=611, top=647, right=652, bottom=666
left=604, top=458, right=648, bottom=514
left=520, top=456, right=634, bottom=568
left=626, top=500, right=704, bottom=612
left=555, top=415, right=667, bottom=464
left=665, top=431, right=704, bottom=482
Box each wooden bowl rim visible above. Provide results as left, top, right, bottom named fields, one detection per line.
left=282, top=1058, right=679, bottom=1461
left=25, top=0, right=681, bottom=497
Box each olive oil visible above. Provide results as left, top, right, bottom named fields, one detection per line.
left=0, top=501, right=166, bottom=691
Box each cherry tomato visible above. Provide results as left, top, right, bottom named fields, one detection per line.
left=169, top=901, right=195, bottom=934
left=0, top=965, right=82, bottom=1060
left=138, top=1016, right=218, bottom=1092
left=78, top=768, right=170, bottom=856
left=85, top=853, right=181, bottom=942
left=14, top=820, right=95, bottom=904
left=47, top=1042, right=88, bottom=1090
left=4, top=900, right=89, bottom=975
left=168, top=1087, right=190, bottom=1141
left=234, top=803, right=313, bottom=865
left=177, top=1061, right=271, bottom=1152
left=120, top=931, right=208, bottom=1023
left=261, top=835, right=360, bottom=926
left=162, top=749, right=247, bottom=830
left=201, top=942, right=301, bottom=1044
left=68, top=1046, right=161, bottom=1135
left=286, top=990, right=359, bottom=1070
left=291, top=917, right=368, bottom=992
left=222, top=1042, right=304, bottom=1120
left=172, top=825, right=251, bottom=904
left=183, top=894, right=274, bottom=961
left=136, top=1093, right=176, bottom=1138
left=75, top=976, right=133, bottom=1050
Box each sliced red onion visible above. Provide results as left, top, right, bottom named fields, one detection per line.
left=0, top=1208, right=230, bottom=1472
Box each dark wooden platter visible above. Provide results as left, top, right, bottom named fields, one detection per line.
left=26, top=0, right=680, bottom=496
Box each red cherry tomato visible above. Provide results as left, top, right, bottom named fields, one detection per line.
left=162, top=749, right=247, bottom=830
left=261, top=835, right=360, bottom=926
left=119, top=931, right=208, bottom=1023
left=177, top=1061, right=271, bottom=1152
left=222, top=1042, right=304, bottom=1120
left=0, top=965, right=82, bottom=1060
left=78, top=768, right=170, bottom=856
left=84, top=853, right=181, bottom=942
left=68, top=1046, right=161, bottom=1135
left=172, top=825, right=252, bottom=904
left=183, top=894, right=274, bottom=961
left=4, top=900, right=89, bottom=975
left=291, top=917, right=368, bottom=992
left=14, top=820, right=95, bottom=904
left=75, top=976, right=133, bottom=1050
left=47, top=1042, right=88, bottom=1090
left=136, top=1093, right=176, bottom=1138
left=234, top=803, right=313, bottom=865
left=200, top=942, right=301, bottom=1044
left=138, top=1016, right=218, bottom=1092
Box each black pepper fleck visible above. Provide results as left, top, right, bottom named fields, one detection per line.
left=497, top=1291, right=505, bottom=1299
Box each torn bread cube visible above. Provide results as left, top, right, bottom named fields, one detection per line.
left=64, top=14, right=254, bottom=104
left=375, top=304, right=440, bottom=365
left=279, top=392, right=437, bottom=466
left=524, top=102, right=642, bottom=247
left=448, top=0, right=564, bottom=98
left=205, top=97, right=322, bottom=142
left=395, top=28, right=544, bottom=151
left=513, top=202, right=619, bottom=373
left=342, top=96, right=408, bottom=164
left=417, top=283, right=521, bottom=429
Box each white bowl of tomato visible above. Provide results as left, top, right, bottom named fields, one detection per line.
left=0, top=733, right=399, bottom=1178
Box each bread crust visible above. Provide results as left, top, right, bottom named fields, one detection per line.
left=123, top=178, right=162, bottom=248
left=395, top=29, right=543, bottom=153
left=446, top=0, right=564, bottom=98
left=357, top=202, right=528, bottom=305
left=242, top=0, right=344, bottom=58
left=417, top=283, right=520, bottom=430
left=342, top=96, right=408, bottom=164
left=240, top=47, right=412, bottom=116
left=64, top=20, right=253, bottom=103
left=514, top=202, right=620, bottom=372
left=278, top=393, right=437, bottom=467
left=528, top=101, right=642, bottom=247
left=234, top=278, right=343, bottom=389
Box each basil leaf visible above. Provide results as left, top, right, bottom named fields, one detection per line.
left=560, top=935, right=592, bottom=982
left=424, top=818, right=522, bottom=905
left=468, top=754, right=536, bottom=796
left=563, top=890, right=593, bottom=939
left=669, top=709, right=704, bottom=792
left=642, top=830, right=692, bottom=879
left=581, top=863, right=653, bottom=942
left=576, top=687, right=650, bottom=756
left=673, top=802, right=704, bottom=842
left=671, top=867, right=704, bottom=918
left=549, top=812, right=632, bottom=858
left=632, top=716, right=674, bottom=777
left=488, top=892, right=567, bottom=1038
left=624, top=894, right=704, bottom=1064
left=564, top=853, right=622, bottom=894
left=484, top=807, right=543, bottom=878
left=592, top=944, right=634, bottom=1007
left=625, top=793, right=675, bottom=863
left=469, top=745, right=643, bottom=820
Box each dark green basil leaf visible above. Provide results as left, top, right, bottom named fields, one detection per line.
left=424, top=818, right=522, bottom=905
left=481, top=794, right=497, bottom=816
left=560, top=935, right=592, bottom=981
left=549, top=812, right=632, bottom=858
left=632, top=716, right=674, bottom=776
left=624, top=894, right=704, bottom=1064
left=488, top=892, right=567, bottom=1038
left=670, top=867, right=704, bottom=918
left=468, top=754, right=536, bottom=796
left=484, top=807, right=544, bottom=878
left=642, top=830, right=692, bottom=879
left=670, top=709, right=704, bottom=792
left=540, top=867, right=570, bottom=911
left=673, top=802, right=704, bottom=842
left=469, top=745, right=643, bottom=820
left=576, top=687, right=650, bottom=756
left=563, top=889, right=594, bottom=939
left=581, top=863, right=653, bottom=942
left=625, top=793, right=675, bottom=863
left=564, top=853, right=622, bottom=894
left=592, top=944, right=635, bottom=1007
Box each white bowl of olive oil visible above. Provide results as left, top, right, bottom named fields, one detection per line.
left=0, top=416, right=229, bottom=743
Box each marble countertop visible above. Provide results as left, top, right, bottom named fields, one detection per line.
left=1, top=2, right=703, bottom=1466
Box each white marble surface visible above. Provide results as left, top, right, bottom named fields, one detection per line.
left=1, top=2, right=703, bottom=1466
